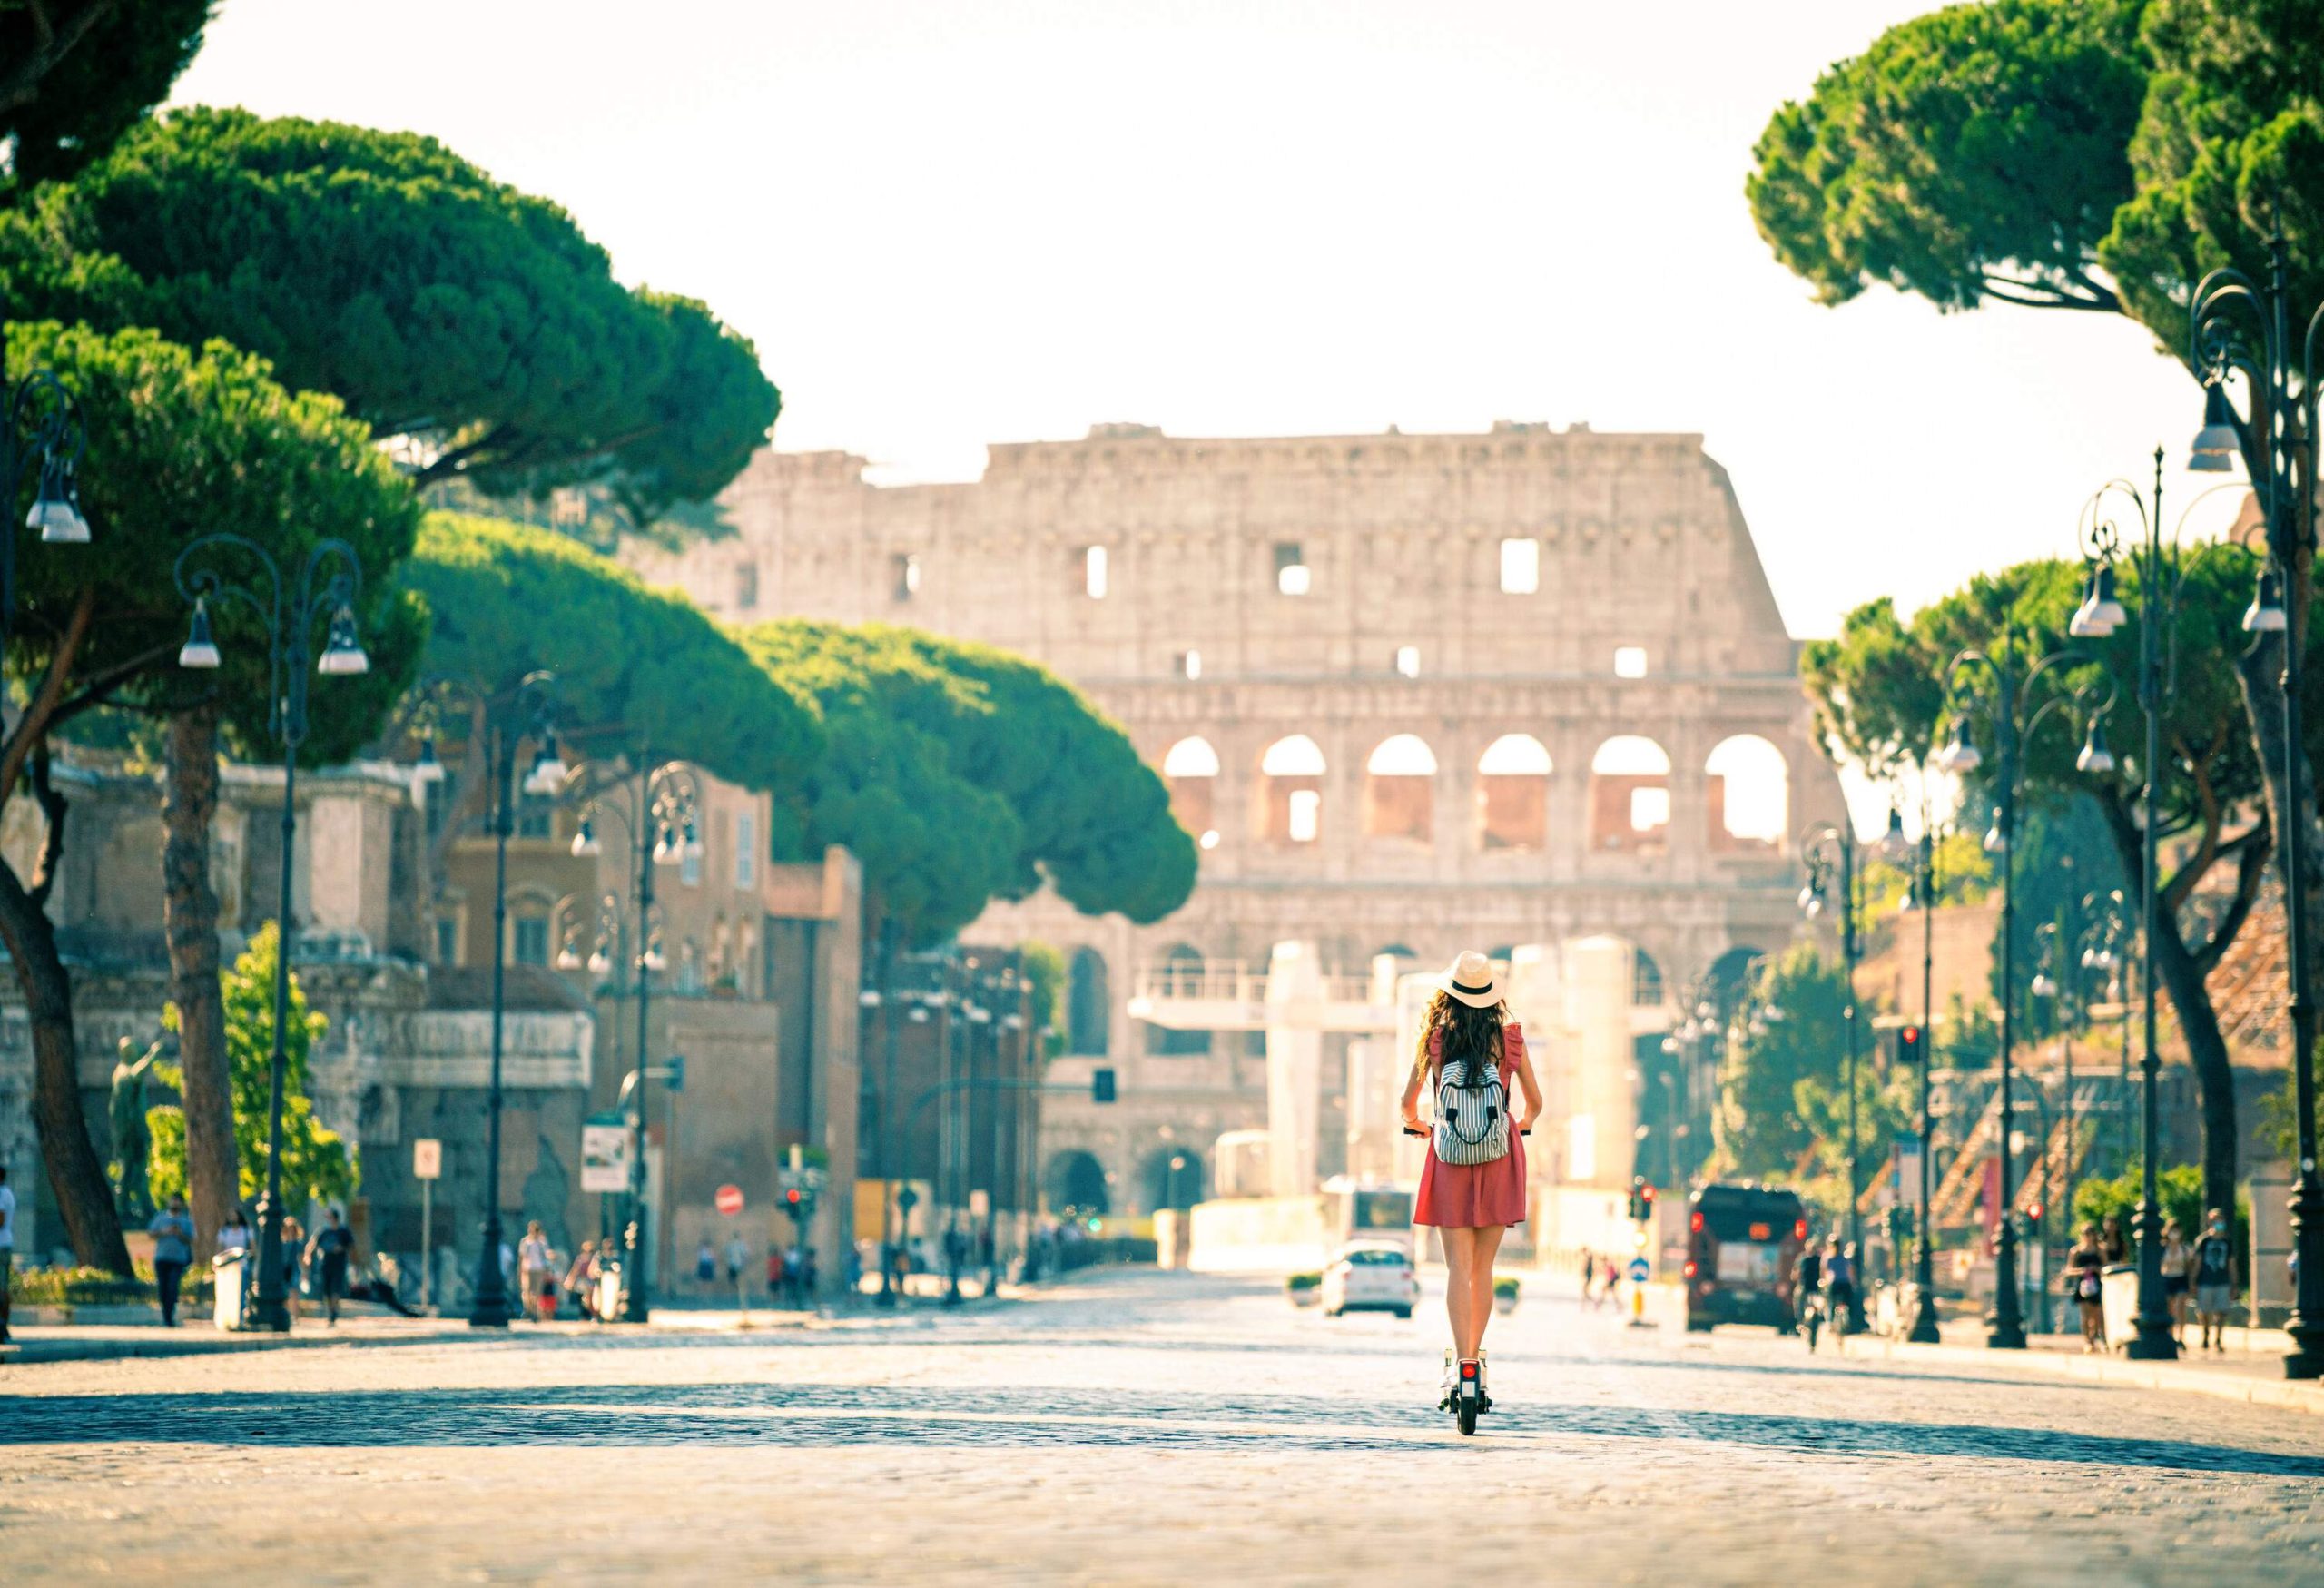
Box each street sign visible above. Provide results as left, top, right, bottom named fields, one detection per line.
left=897, top=1187, right=920, bottom=1212
left=411, top=1138, right=441, bottom=1180
left=969, top=1189, right=990, bottom=1218
left=1626, top=1257, right=1650, bottom=1285
left=581, top=1113, right=631, bottom=1193
left=715, top=1183, right=744, bottom=1216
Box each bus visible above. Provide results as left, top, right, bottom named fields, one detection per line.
left=1683, top=1183, right=1808, bottom=1333
left=1324, top=1179, right=1416, bottom=1253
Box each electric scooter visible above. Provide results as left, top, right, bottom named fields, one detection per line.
left=1405, top=1122, right=1526, bottom=1436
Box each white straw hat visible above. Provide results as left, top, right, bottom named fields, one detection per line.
left=1441, top=950, right=1499, bottom=1009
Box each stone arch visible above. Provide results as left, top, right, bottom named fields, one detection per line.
left=1067, top=946, right=1110, bottom=1056
left=1044, top=1149, right=1110, bottom=1217
left=1141, top=1146, right=1206, bottom=1212
left=1362, top=734, right=1436, bottom=843
left=1162, top=735, right=1220, bottom=849
left=1632, top=946, right=1665, bottom=1007
left=1147, top=943, right=1211, bottom=1055
left=1257, top=734, right=1325, bottom=845
left=1705, top=734, right=1789, bottom=852
left=1589, top=735, right=1671, bottom=855
left=1475, top=733, right=1551, bottom=851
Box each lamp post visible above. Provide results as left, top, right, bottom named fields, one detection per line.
left=173, top=535, right=373, bottom=1332
left=3, top=325, right=93, bottom=646
left=1936, top=634, right=2110, bottom=1349
left=2068, top=458, right=2253, bottom=1359
left=1898, top=777, right=1945, bottom=1344
left=863, top=917, right=903, bottom=1307
left=411, top=673, right=565, bottom=1327
left=2189, top=237, right=2324, bottom=1379
left=1798, top=819, right=1872, bottom=1331
left=572, top=755, right=703, bottom=1323
left=2073, top=894, right=2128, bottom=1178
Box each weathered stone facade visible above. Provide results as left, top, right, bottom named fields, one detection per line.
left=635, top=421, right=1842, bottom=1215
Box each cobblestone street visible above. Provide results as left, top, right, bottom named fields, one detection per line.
left=4, top=1268, right=2320, bottom=1585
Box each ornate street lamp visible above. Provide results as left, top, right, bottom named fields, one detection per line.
left=4, top=330, right=93, bottom=651
left=174, top=535, right=372, bottom=1332
left=1937, top=635, right=2110, bottom=1349
left=1897, top=777, right=1946, bottom=1345
left=2189, top=237, right=2324, bottom=1379
left=571, top=755, right=703, bottom=1323
left=1799, top=820, right=1871, bottom=1331
left=2071, top=457, right=2255, bottom=1360
left=411, top=672, right=563, bottom=1327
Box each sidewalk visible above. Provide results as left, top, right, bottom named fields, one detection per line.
left=0, top=1269, right=1046, bottom=1366
left=1860, top=1317, right=2324, bottom=1416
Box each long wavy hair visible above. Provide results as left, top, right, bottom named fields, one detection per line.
left=1415, top=988, right=1508, bottom=1088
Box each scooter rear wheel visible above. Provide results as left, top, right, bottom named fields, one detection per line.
left=1456, top=1393, right=1478, bottom=1435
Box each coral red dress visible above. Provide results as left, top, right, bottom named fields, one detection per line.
left=1413, top=1023, right=1530, bottom=1229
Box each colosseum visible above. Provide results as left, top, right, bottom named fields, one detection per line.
left=635, top=419, right=1844, bottom=1221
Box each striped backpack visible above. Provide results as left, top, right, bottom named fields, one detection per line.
left=1432, top=1025, right=1513, bottom=1167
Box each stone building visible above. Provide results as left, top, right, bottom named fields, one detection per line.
left=633, top=420, right=1844, bottom=1218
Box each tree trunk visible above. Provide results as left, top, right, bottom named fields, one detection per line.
left=0, top=854, right=129, bottom=1273
left=162, top=703, right=237, bottom=1260
left=2235, top=626, right=2324, bottom=1133
left=2100, top=804, right=2241, bottom=1220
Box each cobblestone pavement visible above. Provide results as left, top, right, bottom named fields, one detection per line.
left=4, top=1268, right=2320, bottom=1585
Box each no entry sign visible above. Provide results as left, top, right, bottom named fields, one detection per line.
left=714, top=1184, right=744, bottom=1217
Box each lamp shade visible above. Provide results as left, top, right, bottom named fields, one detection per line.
left=2243, top=567, right=2288, bottom=633
left=413, top=736, right=447, bottom=784
left=2075, top=718, right=2116, bottom=774
left=2189, top=383, right=2240, bottom=473
left=316, top=606, right=369, bottom=676
left=177, top=598, right=221, bottom=670
left=1938, top=717, right=1983, bottom=774
left=26, top=465, right=90, bottom=544
left=522, top=736, right=567, bottom=797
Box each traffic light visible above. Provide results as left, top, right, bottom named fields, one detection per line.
left=1896, top=1024, right=1924, bottom=1065
left=664, top=1054, right=686, bottom=1091
left=1627, top=1176, right=1649, bottom=1221
left=783, top=1186, right=808, bottom=1225
left=1091, top=1068, right=1117, bottom=1104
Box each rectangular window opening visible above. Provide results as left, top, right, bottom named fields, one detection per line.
left=513, top=917, right=549, bottom=968
left=1083, top=545, right=1109, bottom=600
left=1393, top=646, right=1421, bottom=679
left=1177, top=649, right=1203, bottom=681
left=1630, top=787, right=1671, bottom=832
left=735, top=811, right=758, bottom=889
left=1287, top=787, right=1322, bottom=843
left=1614, top=646, right=1649, bottom=679
left=1275, top=542, right=1310, bottom=597
left=1499, top=538, right=1541, bottom=595
left=892, top=553, right=921, bottom=602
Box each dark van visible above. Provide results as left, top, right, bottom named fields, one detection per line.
left=1683, top=1183, right=1808, bottom=1332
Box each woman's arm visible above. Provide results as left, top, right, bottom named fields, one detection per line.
left=1511, top=1046, right=1545, bottom=1131
left=1399, top=1052, right=1428, bottom=1132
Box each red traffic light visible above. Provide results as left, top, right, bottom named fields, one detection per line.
left=1896, top=1024, right=1925, bottom=1062
left=784, top=1188, right=802, bottom=1206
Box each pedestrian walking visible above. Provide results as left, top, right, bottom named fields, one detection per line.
left=2160, top=1218, right=2192, bottom=1346
left=801, top=1246, right=820, bottom=1301
left=1821, top=1237, right=1857, bottom=1351
left=564, top=1240, right=599, bottom=1321
left=280, top=1215, right=306, bottom=1320
left=783, top=1240, right=807, bottom=1309
left=695, top=1239, right=717, bottom=1294
left=1400, top=951, right=1543, bottom=1413
left=216, top=1205, right=252, bottom=1254
left=519, top=1221, right=555, bottom=1321
left=1598, top=1256, right=1619, bottom=1310
left=0, top=1162, right=15, bottom=1344
left=2101, top=1213, right=2130, bottom=1267
left=2064, top=1222, right=2107, bottom=1352
left=766, top=1243, right=786, bottom=1302
left=148, top=1193, right=195, bottom=1327
left=2192, top=1208, right=2236, bottom=1352
left=1796, top=1241, right=1825, bottom=1350
left=1579, top=1246, right=1596, bottom=1304
left=724, top=1232, right=749, bottom=1299
left=305, top=1208, right=354, bottom=1327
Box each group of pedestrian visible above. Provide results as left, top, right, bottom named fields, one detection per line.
left=766, top=1242, right=817, bottom=1307
left=2062, top=1207, right=2240, bottom=1352
left=1575, top=1248, right=1620, bottom=1309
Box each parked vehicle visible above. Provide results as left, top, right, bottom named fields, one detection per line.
left=1682, top=1183, right=1807, bottom=1333
left=1321, top=1240, right=1418, bottom=1319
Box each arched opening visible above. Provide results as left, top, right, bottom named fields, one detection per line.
left=1633, top=947, right=1665, bottom=1007
left=1362, top=734, right=1436, bottom=843
left=1162, top=735, right=1220, bottom=849
left=1067, top=947, right=1110, bottom=1056
left=1589, top=735, right=1671, bottom=855
left=1706, top=735, right=1789, bottom=853
left=1258, top=735, right=1326, bottom=845
left=1141, top=1147, right=1206, bottom=1212
left=1044, top=1149, right=1110, bottom=1218
left=1476, top=733, right=1551, bottom=851
left=1146, top=943, right=1211, bottom=1055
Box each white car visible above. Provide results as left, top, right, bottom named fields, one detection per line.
left=1321, top=1240, right=1418, bottom=1319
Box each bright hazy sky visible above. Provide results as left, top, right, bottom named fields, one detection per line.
left=172, top=0, right=2235, bottom=651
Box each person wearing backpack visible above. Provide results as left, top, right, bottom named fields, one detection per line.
left=1400, top=951, right=1543, bottom=1411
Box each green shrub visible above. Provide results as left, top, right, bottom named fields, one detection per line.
left=1285, top=1272, right=1321, bottom=1292
left=2073, top=1163, right=2248, bottom=1268
left=1493, top=1275, right=1521, bottom=1298
left=10, top=1267, right=153, bottom=1307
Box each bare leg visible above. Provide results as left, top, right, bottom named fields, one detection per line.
left=1467, top=1226, right=1506, bottom=1358
left=1441, top=1228, right=1477, bottom=1361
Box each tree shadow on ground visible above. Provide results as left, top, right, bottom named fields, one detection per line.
left=3, top=1382, right=2316, bottom=1477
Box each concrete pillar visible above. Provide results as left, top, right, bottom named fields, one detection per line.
left=300, top=790, right=393, bottom=950
left=1264, top=939, right=1323, bottom=1197
left=1564, top=936, right=1636, bottom=1190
